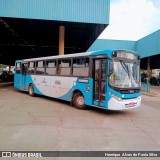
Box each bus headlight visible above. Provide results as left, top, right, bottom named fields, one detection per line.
left=137, top=96, right=141, bottom=100
left=109, top=93, right=122, bottom=101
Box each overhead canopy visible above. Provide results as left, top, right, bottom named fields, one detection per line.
left=0, top=0, right=110, bottom=65
left=0, top=17, right=107, bottom=65
left=141, top=54, right=160, bottom=70
left=88, top=30, right=160, bottom=69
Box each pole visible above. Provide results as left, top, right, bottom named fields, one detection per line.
left=59, top=26, right=65, bottom=55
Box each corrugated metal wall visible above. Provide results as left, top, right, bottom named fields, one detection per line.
left=88, top=39, right=136, bottom=51
left=88, top=30, right=160, bottom=58
left=0, top=0, right=109, bottom=24
left=136, top=29, right=160, bottom=58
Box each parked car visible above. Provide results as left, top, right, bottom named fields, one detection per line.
left=0, top=67, right=14, bottom=82
left=150, top=74, right=160, bottom=86
left=141, top=72, right=147, bottom=83
left=0, top=69, right=2, bottom=80
left=0, top=68, right=8, bottom=81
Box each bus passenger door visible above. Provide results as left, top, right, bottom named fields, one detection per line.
left=93, top=59, right=107, bottom=107
left=21, top=63, right=28, bottom=90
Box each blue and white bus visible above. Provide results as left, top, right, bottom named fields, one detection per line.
left=14, top=49, right=141, bottom=110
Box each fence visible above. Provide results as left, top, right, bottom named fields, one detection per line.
left=141, top=82, right=151, bottom=92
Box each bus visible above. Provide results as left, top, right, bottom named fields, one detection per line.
left=14, top=49, right=141, bottom=110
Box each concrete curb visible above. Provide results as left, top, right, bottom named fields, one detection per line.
left=142, top=91, right=159, bottom=97
left=0, top=82, right=13, bottom=88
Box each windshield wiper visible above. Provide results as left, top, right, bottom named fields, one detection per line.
left=119, top=60, right=131, bottom=79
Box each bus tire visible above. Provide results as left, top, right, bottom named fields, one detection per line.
left=28, top=84, right=34, bottom=96
left=73, top=92, right=87, bottom=109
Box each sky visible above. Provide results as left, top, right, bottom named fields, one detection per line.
left=98, top=0, right=160, bottom=40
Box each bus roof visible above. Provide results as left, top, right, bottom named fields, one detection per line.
left=15, top=49, right=138, bottom=62
left=16, top=51, right=93, bottom=62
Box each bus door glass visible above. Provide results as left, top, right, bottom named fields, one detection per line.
left=93, top=59, right=107, bottom=107
left=21, top=63, right=28, bottom=90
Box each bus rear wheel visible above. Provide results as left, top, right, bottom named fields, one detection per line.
left=73, top=92, right=87, bottom=109
left=28, top=84, right=34, bottom=96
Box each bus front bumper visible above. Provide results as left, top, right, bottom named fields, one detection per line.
left=108, top=96, right=141, bottom=110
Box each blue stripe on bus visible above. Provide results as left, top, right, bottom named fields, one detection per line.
left=58, top=78, right=93, bottom=106
left=26, top=75, right=44, bottom=95
left=14, top=74, right=44, bottom=96
left=108, top=87, right=141, bottom=99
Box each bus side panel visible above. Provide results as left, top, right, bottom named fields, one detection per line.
left=25, top=75, right=45, bottom=95
left=30, top=75, right=78, bottom=100
left=14, top=73, right=44, bottom=96
left=28, top=75, right=93, bottom=106
left=50, top=76, right=77, bottom=101
left=57, top=78, right=93, bottom=105
left=72, top=78, right=93, bottom=106
left=14, top=73, right=23, bottom=90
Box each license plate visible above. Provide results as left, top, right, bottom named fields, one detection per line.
left=125, top=102, right=136, bottom=108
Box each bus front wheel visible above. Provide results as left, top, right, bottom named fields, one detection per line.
left=28, top=84, right=34, bottom=96
left=73, top=92, right=86, bottom=109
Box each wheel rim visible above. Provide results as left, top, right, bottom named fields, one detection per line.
left=77, top=96, right=84, bottom=106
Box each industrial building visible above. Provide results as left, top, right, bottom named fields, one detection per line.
left=0, top=0, right=160, bottom=70
left=0, top=0, right=160, bottom=154
left=0, top=0, right=110, bottom=65
left=88, top=29, right=160, bottom=69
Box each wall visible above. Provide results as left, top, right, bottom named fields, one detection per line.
left=136, top=29, right=160, bottom=58
left=0, top=0, right=109, bottom=24
left=88, top=30, right=160, bottom=58
left=88, top=39, right=136, bottom=51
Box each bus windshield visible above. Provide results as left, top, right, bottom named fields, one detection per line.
left=109, top=60, right=140, bottom=88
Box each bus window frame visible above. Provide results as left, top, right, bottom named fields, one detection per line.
left=21, top=62, right=28, bottom=75
left=21, top=56, right=91, bottom=78
left=35, top=60, right=45, bottom=75
left=15, top=62, right=21, bottom=74
left=28, top=61, right=36, bottom=75
left=45, top=59, right=57, bottom=76
left=57, top=58, right=72, bottom=76
left=72, top=57, right=90, bottom=78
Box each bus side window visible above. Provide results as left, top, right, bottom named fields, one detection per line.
left=21, top=63, right=28, bottom=75
left=58, top=59, right=71, bottom=76
left=36, top=61, right=45, bottom=75
left=73, top=58, right=89, bottom=77
left=46, top=60, right=57, bottom=75
left=28, top=62, right=35, bottom=74
left=16, top=63, right=21, bottom=74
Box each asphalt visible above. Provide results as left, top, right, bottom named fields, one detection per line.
left=0, top=83, right=160, bottom=160
left=142, top=85, right=160, bottom=97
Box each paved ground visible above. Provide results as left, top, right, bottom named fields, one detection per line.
left=0, top=83, right=160, bottom=160
left=150, top=85, right=160, bottom=95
